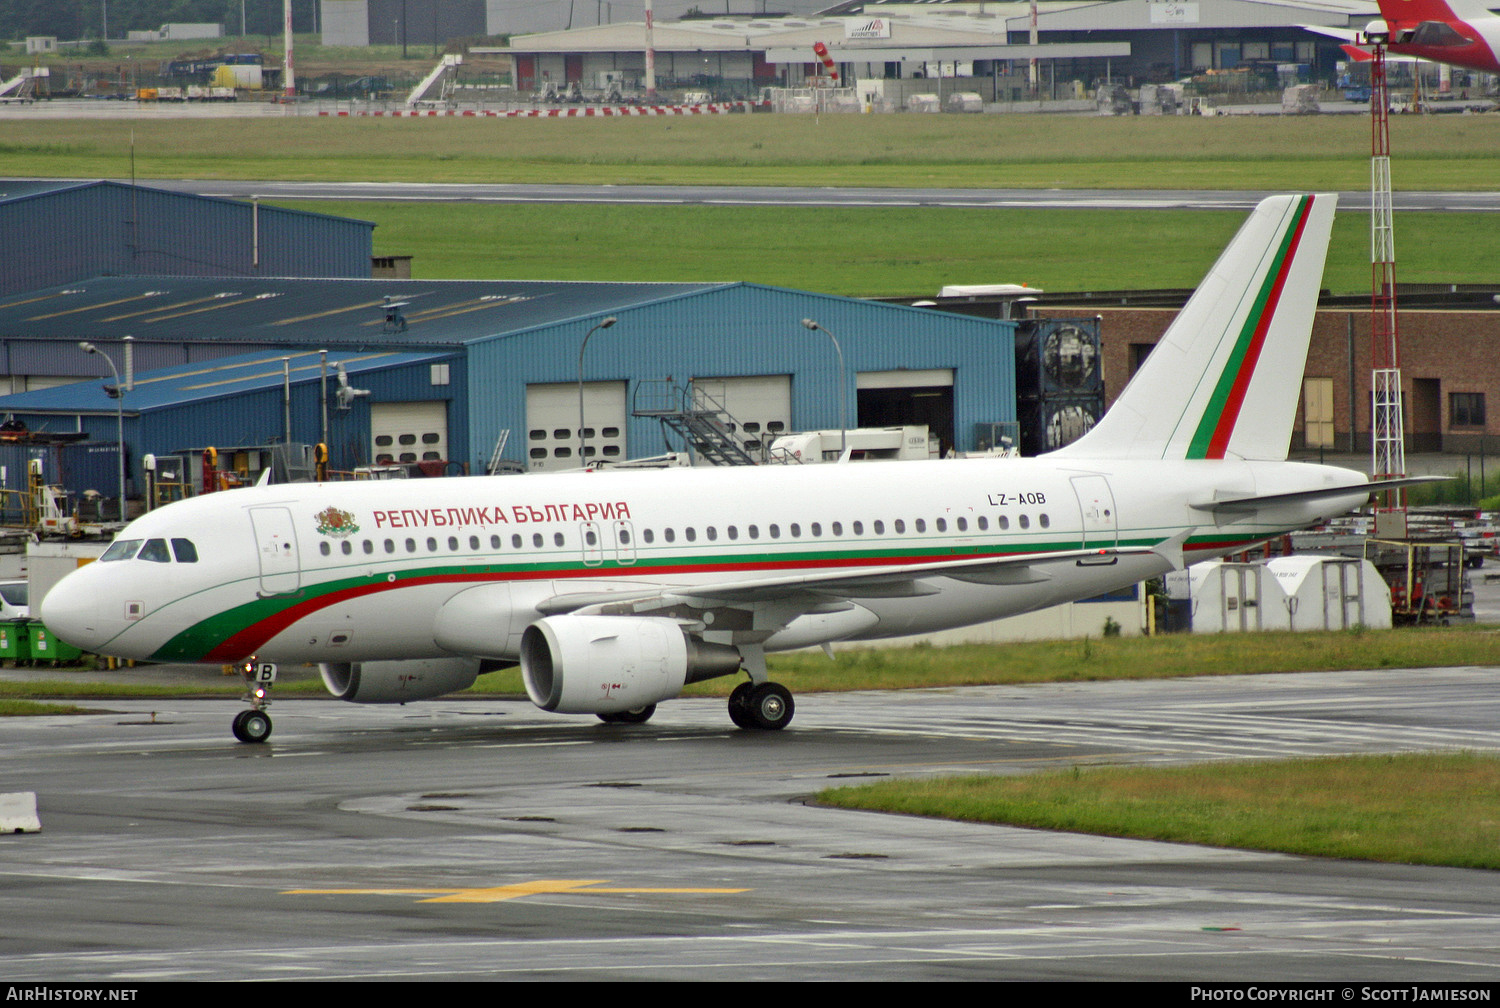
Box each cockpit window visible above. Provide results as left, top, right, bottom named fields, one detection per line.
left=138, top=539, right=171, bottom=563
left=100, top=539, right=142, bottom=562
left=171, top=539, right=199, bottom=563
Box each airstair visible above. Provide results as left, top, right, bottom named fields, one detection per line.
left=485, top=429, right=523, bottom=475
left=406, top=54, right=462, bottom=107
left=632, top=379, right=759, bottom=467
left=0, top=74, right=36, bottom=103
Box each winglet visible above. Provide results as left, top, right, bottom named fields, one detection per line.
left=1051, top=195, right=1337, bottom=462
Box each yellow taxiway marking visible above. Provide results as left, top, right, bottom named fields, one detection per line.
left=284, top=879, right=750, bottom=903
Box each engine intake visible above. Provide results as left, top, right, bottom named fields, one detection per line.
left=520, top=615, right=740, bottom=714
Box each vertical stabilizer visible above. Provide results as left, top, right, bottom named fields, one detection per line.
left=1051, top=194, right=1336, bottom=462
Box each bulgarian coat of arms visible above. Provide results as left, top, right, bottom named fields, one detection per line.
left=315, top=507, right=360, bottom=538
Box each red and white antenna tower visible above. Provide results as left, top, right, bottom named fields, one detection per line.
left=1369, top=38, right=1408, bottom=537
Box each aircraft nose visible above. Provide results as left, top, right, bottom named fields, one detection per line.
left=39, top=571, right=105, bottom=652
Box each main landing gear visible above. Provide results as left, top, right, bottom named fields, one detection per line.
left=232, top=659, right=277, bottom=743
left=597, top=704, right=657, bottom=724
left=728, top=680, right=795, bottom=731
left=591, top=682, right=796, bottom=731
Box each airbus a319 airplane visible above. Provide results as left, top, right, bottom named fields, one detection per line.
left=43, top=194, right=1392, bottom=744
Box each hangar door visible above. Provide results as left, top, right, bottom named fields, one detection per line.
left=856, top=369, right=955, bottom=456
left=372, top=401, right=448, bottom=467
left=692, top=375, right=791, bottom=456
left=527, top=381, right=626, bottom=472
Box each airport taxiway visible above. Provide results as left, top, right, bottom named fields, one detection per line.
left=4, top=667, right=1500, bottom=981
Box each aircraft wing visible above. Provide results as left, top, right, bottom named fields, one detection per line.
left=1297, top=26, right=1375, bottom=59
left=538, top=543, right=1166, bottom=621
left=1299, top=23, right=1361, bottom=43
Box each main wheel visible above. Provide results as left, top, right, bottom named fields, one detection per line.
left=745, top=682, right=794, bottom=731
left=727, top=682, right=756, bottom=729
left=597, top=704, right=656, bottom=725
left=232, top=709, right=272, bottom=744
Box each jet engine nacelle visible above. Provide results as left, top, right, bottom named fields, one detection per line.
left=520, top=615, right=741, bottom=715
left=320, top=656, right=481, bottom=703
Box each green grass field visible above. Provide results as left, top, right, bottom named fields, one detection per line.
left=7, top=624, right=1499, bottom=702
left=279, top=199, right=1497, bottom=296
left=818, top=752, right=1500, bottom=869
left=8, top=114, right=1500, bottom=189
left=9, top=113, right=1499, bottom=294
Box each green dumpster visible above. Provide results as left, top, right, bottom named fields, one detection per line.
left=29, top=621, right=81, bottom=665
left=0, top=619, right=29, bottom=666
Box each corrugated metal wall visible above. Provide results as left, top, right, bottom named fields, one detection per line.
left=463, top=283, right=1015, bottom=466
left=0, top=182, right=374, bottom=296
left=1, top=355, right=464, bottom=494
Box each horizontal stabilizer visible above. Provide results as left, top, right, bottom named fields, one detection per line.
left=1190, top=476, right=1446, bottom=514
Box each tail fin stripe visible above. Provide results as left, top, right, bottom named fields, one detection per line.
left=1190, top=194, right=1316, bottom=459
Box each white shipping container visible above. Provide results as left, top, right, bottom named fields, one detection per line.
left=1266, top=556, right=1392, bottom=630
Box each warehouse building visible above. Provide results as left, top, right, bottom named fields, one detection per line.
left=490, top=0, right=1374, bottom=98
left=0, top=275, right=1019, bottom=503
left=894, top=286, right=1500, bottom=458
left=0, top=180, right=375, bottom=300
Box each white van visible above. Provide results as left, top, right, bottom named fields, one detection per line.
left=0, top=580, right=29, bottom=620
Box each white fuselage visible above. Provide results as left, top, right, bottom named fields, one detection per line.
left=41, top=455, right=1368, bottom=667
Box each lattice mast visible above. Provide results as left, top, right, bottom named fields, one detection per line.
left=1369, top=42, right=1407, bottom=530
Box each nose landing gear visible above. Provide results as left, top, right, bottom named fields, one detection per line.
left=233, top=660, right=277, bottom=743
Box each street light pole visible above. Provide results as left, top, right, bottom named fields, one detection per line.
left=800, top=319, right=848, bottom=459
left=577, top=316, right=617, bottom=467
left=78, top=341, right=127, bottom=522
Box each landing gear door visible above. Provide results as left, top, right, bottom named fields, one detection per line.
left=249, top=506, right=301, bottom=596
left=1070, top=475, right=1118, bottom=550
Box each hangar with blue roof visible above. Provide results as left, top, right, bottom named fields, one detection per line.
left=0, top=273, right=1018, bottom=504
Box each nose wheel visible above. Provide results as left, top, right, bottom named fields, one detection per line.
left=233, top=659, right=277, bottom=744
left=232, top=708, right=273, bottom=743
